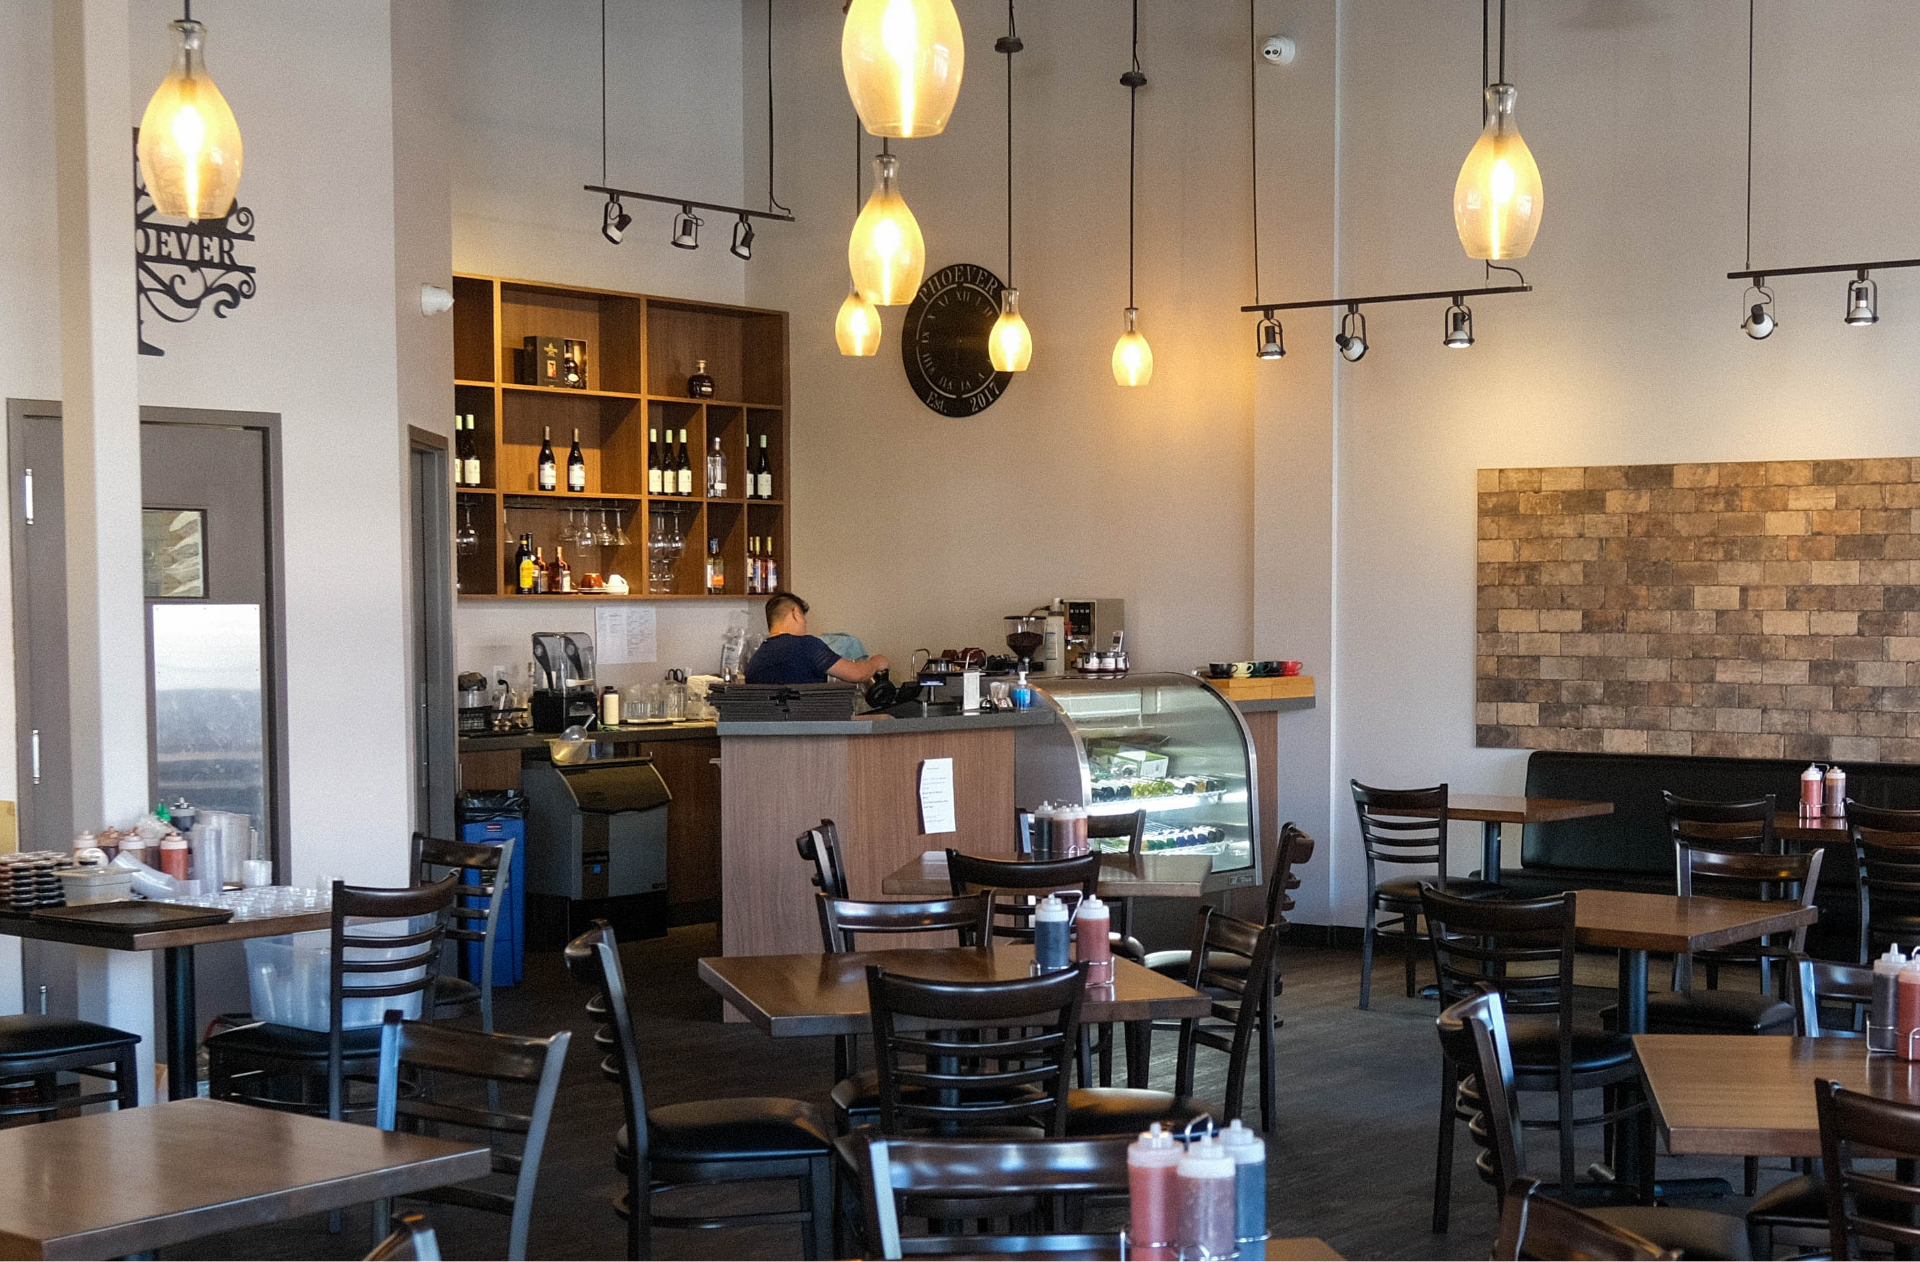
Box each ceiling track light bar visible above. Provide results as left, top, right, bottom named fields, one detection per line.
left=1727, top=257, right=1920, bottom=282
left=582, top=185, right=795, bottom=224
left=1241, top=283, right=1530, bottom=315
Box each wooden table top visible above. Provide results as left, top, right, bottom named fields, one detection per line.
left=0, top=1096, right=490, bottom=1260
left=1572, top=890, right=1816, bottom=954
left=0, top=906, right=331, bottom=953
left=880, top=851, right=1215, bottom=900
left=698, top=944, right=1213, bottom=1039
left=1775, top=811, right=1851, bottom=843
left=1439, top=794, right=1615, bottom=824
left=1635, top=1035, right=1920, bottom=1158
left=1265, top=1238, right=1345, bottom=1260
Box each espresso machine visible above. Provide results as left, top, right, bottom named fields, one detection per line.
left=531, top=631, right=599, bottom=732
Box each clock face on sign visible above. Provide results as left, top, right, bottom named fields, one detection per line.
left=902, top=263, right=1013, bottom=416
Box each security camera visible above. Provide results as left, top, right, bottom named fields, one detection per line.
left=1261, top=35, right=1296, bottom=65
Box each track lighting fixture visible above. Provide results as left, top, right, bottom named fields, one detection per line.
left=731, top=215, right=755, bottom=260
left=1443, top=299, right=1475, bottom=348
left=1256, top=316, right=1285, bottom=360
left=138, top=1, right=243, bottom=221
left=1845, top=272, right=1877, bottom=326
left=601, top=196, right=631, bottom=245
left=1741, top=284, right=1776, bottom=339
left=1334, top=306, right=1368, bottom=361
left=672, top=207, right=702, bottom=250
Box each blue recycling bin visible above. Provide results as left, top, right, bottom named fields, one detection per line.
left=458, top=792, right=527, bottom=987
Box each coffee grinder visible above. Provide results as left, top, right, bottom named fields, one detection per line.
left=531, top=631, right=600, bottom=732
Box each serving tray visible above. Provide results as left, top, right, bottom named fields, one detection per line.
left=31, top=901, right=235, bottom=931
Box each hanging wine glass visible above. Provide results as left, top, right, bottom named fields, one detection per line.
left=596, top=507, right=616, bottom=548
left=613, top=507, right=630, bottom=547
left=455, top=502, right=479, bottom=556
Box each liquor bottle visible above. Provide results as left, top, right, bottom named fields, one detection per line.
left=706, top=538, right=726, bottom=594
left=750, top=536, right=764, bottom=595
left=553, top=546, right=572, bottom=594
left=688, top=359, right=716, bottom=399
left=764, top=539, right=779, bottom=592
left=515, top=534, right=536, bottom=594
left=532, top=546, right=549, bottom=594
left=567, top=428, right=586, bottom=492
left=538, top=426, right=557, bottom=491
left=707, top=437, right=727, bottom=497
left=755, top=433, right=773, bottom=499
left=647, top=426, right=663, bottom=494
left=562, top=343, right=583, bottom=389
left=676, top=428, right=694, bottom=496
left=463, top=414, right=482, bottom=487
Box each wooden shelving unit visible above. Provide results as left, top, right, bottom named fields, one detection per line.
left=451, top=274, right=789, bottom=601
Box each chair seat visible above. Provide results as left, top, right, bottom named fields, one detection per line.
left=1644, top=989, right=1797, bottom=1035
left=1588, top=1205, right=1753, bottom=1260
left=1143, top=949, right=1251, bottom=982
left=432, top=976, right=482, bottom=1011
left=1747, top=1170, right=1901, bottom=1226
left=1505, top=1020, right=1636, bottom=1074
left=0, top=1015, right=139, bottom=1060
left=1376, top=876, right=1503, bottom=904
left=202, top=1021, right=387, bottom=1062
left=1062, top=1088, right=1211, bottom=1138
left=623, top=1097, right=832, bottom=1162
left=829, top=1070, right=1045, bottom=1119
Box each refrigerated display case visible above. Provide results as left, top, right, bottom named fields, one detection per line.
left=1013, top=672, right=1261, bottom=894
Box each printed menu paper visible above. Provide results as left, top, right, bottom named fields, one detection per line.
left=918, top=757, right=957, bottom=835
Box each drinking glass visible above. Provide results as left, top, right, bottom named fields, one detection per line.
left=455, top=503, right=479, bottom=556
left=597, top=508, right=616, bottom=548
left=613, top=508, right=630, bottom=547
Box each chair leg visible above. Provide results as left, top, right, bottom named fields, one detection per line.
left=1558, top=1076, right=1577, bottom=1197
left=114, top=1046, right=139, bottom=1111
left=1433, top=1055, right=1456, bottom=1234
left=1076, top=1027, right=1094, bottom=1088
left=1403, top=912, right=1420, bottom=998
left=1744, top=1154, right=1758, bottom=1197
left=1098, top=1023, right=1114, bottom=1087
left=630, top=1166, right=652, bottom=1262
left=803, top=1153, right=834, bottom=1261
left=1637, top=1086, right=1656, bottom=1205
left=1126, top=1021, right=1150, bottom=1089
left=1259, top=999, right=1276, bottom=1133
left=1360, top=900, right=1377, bottom=1010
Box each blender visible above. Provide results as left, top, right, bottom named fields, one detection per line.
left=1005, top=615, right=1044, bottom=707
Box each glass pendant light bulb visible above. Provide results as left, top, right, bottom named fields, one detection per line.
left=137, top=18, right=243, bottom=221
left=842, top=0, right=965, bottom=138
left=1453, top=83, right=1542, bottom=261
left=1112, top=307, right=1153, bottom=387
left=835, top=285, right=882, bottom=356
left=848, top=153, right=925, bottom=306
left=988, top=288, right=1032, bottom=372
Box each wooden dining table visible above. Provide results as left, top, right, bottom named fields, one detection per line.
left=1443, top=794, right=1615, bottom=884
left=880, top=850, right=1216, bottom=900
left=698, top=943, right=1212, bottom=1089
left=0, top=1096, right=490, bottom=1260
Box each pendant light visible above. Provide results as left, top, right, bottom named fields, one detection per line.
left=836, top=121, right=883, bottom=356
left=137, top=1, right=243, bottom=222
left=842, top=0, right=965, bottom=139
left=1453, top=0, right=1542, bottom=261
left=1112, top=0, right=1152, bottom=388
left=848, top=142, right=925, bottom=305
left=987, top=4, right=1032, bottom=373
left=1247, top=0, right=1285, bottom=362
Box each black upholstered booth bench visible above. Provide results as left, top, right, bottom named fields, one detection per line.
left=1501, top=750, right=1920, bottom=960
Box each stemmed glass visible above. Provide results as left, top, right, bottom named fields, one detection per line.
left=455, top=503, right=479, bottom=556
left=596, top=508, right=616, bottom=549
left=613, top=508, right=630, bottom=547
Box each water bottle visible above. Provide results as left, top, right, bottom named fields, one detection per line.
left=1126, top=1123, right=1181, bottom=1251
left=1220, top=1118, right=1268, bottom=1250
left=1898, top=954, right=1920, bottom=1061
left=1872, top=945, right=1906, bottom=1054
left=1076, top=894, right=1113, bottom=986
left=1033, top=893, right=1071, bottom=973
left=1175, top=1135, right=1237, bottom=1260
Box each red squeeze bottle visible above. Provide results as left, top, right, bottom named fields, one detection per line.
left=1127, top=1123, right=1181, bottom=1252
left=1899, top=956, right=1920, bottom=1060
left=1076, top=894, right=1113, bottom=985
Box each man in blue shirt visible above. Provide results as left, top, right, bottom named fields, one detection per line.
left=744, top=592, right=890, bottom=685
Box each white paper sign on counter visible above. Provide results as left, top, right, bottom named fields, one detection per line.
left=594, top=605, right=658, bottom=666
left=918, top=757, right=957, bottom=835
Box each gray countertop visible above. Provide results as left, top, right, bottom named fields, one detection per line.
left=716, top=709, right=1059, bottom=738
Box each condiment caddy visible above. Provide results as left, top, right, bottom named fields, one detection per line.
left=1125, top=1116, right=1268, bottom=1258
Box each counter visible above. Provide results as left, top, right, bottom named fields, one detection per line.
left=716, top=709, right=1055, bottom=738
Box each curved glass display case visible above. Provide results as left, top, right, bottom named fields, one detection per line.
left=1013, top=672, right=1261, bottom=893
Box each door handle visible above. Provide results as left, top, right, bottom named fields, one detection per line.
left=21, top=469, right=32, bottom=525
left=30, top=729, right=40, bottom=785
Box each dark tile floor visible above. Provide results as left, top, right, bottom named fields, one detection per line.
left=166, top=926, right=1781, bottom=1261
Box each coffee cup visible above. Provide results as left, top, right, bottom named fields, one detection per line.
left=1280, top=660, right=1302, bottom=676
left=1231, top=662, right=1254, bottom=677
left=1207, top=663, right=1233, bottom=678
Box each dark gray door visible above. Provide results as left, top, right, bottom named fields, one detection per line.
left=9, top=402, right=71, bottom=854
left=410, top=437, right=456, bottom=838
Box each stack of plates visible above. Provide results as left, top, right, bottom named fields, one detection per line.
left=709, top=682, right=858, bottom=723
left=0, top=852, right=66, bottom=913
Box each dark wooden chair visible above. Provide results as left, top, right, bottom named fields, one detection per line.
left=1816, top=1076, right=1920, bottom=1260
left=1167, top=907, right=1284, bottom=1132
left=1352, top=782, right=1501, bottom=1009
left=1663, top=792, right=1780, bottom=990
left=364, top=1211, right=442, bottom=1262
left=1439, top=992, right=1747, bottom=1259
left=855, top=1133, right=1132, bottom=1258
left=1147, top=822, right=1315, bottom=982
left=372, top=1014, right=568, bottom=1261
left=1424, top=887, right=1650, bottom=1233
left=1494, top=1180, right=1677, bottom=1262
left=207, top=875, right=457, bottom=1121
left=414, top=831, right=514, bottom=1032
left=0, top=1015, right=140, bottom=1123
left=564, top=922, right=834, bottom=1260
left=1848, top=800, right=1920, bottom=963
left=796, top=819, right=850, bottom=900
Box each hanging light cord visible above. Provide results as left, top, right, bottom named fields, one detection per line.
left=1003, top=0, right=1017, bottom=286
left=599, top=0, right=608, bottom=185
left=853, top=116, right=862, bottom=216
left=1125, top=0, right=1143, bottom=308
left=1744, top=0, right=1754, bottom=271
left=182, top=0, right=191, bottom=21
left=1499, top=0, right=1507, bottom=83
left=766, top=0, right=789, bottom=215
left=1249, top=0, right=1261, bottom=305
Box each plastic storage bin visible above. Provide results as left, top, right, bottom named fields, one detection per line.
left=243, top=915, right=431, bottom=1032
left=458, top=790, right=527, bottom=987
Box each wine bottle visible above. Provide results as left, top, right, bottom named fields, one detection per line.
left=453, top=414, right=467, bottom=486
left=706, top=538, right=726, bottom=594
left=755, top=433, right=773, bottom=499
left=676, top=427, right=694, bottom=496
left=463, top=414, right=482, bottom=487
left=553, top=545, right=572, bottom=594
left=765, top=540, right=779, bottom=592
left=532, top=546, right=549, bottom=594
left=707, top=436, right=726, bottom=497
left=515, top=534, right=536, bottom=594
left=567, top=428, right=586, bottom=492
left=749, top=536, right=763, bottom=595
left=647, top=426, right=662, bottom=494
left=538, top=426, right=557, bottom=491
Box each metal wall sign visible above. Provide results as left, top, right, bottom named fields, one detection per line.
left=133, top=130, right=256, bottom=357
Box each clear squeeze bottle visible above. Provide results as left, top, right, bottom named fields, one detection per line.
left=1898, top=953, right=1920, bottom=1060
left=1127, top=1123, right=1181, bottom=1252
left=1175, top=1135, right=1237, bottom=1261
left=1076, top=893, right=1113, bottom=986
left=1033, top=893, right=1071, bottom=973
left=1873, top=944, right=1907, bottom=1054
left=1220, top=1117, right=1268, bottom=1251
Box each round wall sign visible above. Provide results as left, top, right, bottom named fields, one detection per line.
left=901, top=263, right=1012, bottom=416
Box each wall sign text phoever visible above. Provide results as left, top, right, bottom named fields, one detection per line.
left=133, top=130, right=257, bottom=357
left=1477, top=457, right=1920, bottom=762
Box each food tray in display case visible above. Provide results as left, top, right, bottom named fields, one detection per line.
left=1013, top=672, right=1261, bottom=894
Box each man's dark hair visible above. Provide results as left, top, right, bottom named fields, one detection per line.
left=765, top=592, right=808, bottom=630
